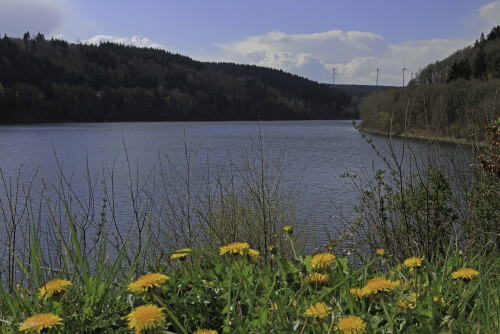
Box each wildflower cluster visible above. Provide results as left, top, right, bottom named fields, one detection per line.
left=9, top=242, right=493, bottom=334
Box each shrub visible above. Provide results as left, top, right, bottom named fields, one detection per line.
left=467, top=117, right=500, bottom=253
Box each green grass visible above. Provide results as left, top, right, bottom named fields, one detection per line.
left=1, top=224, right=499, bottom=334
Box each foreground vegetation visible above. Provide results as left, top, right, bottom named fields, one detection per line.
left=3, top=233, right=499, bottom=333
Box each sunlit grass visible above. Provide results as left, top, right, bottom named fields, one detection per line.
left=1, top=220, right=498, bottom=333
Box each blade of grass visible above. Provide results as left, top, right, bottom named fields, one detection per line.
left=60, top=194, right=90, bottom=286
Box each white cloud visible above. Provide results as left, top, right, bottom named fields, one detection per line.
left=478, top=1, right=500, bottom=25
left=214, top=30, right=472, bottom=86
left=216, top=30, right=388, bottom=65
left=84, top=35, right=170, bottom=50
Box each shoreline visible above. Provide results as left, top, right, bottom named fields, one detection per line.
left=359, top=127, right=488, bottom=148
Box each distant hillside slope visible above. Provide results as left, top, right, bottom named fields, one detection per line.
left=359, top=25, right=500, bottom=140
left=0, top=33, right=355, bottom=123
left=333, top=84, right=394, bottom=95
left=333, top=84, right=395, bottom=112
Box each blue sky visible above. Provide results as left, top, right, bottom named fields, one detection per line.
left=1, top=0, right=499, bottom=86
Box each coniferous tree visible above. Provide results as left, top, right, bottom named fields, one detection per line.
left=23, top=31, right=30, bottom=46
left=473, top=45, right=487, bottom=80
left=493, top=57, right=500, bottom=79
left=487, top=25, right=500, bottom=40
left=448, top=58, right=471, bottom=82
left=475, top=32, right=486, bottom=47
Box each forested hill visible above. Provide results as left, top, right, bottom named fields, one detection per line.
left=359, top=25, right=500, bottom=140
left=0, top=33, right=356, bottom=123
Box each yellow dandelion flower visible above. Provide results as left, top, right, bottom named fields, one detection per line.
left=269, top=302, right=278, bottom=311
left=304, top=273, right=330, bottom=285
left=127, top=273, right=169, bottom=294
left=247, top=249, right=260, bottom=262
left=38, top=279, right=72, bottom=300
left=403, top=256, right=424, bottom=268
left=203, top=281, right=215, bottom=288
left=350, top=287, right=363, bottom=301
left=336, top=315, right=367, bottom=334
left=193, top=330, right=218, bottom=334
left=19, top=313, right=63, bottom=333
left=311, top=252, right=336, bottom=270
left=376, top=248, right=385, bottom=256
left=303, top=302, right=332, bottom=319
left=433, top=296, right=448, bottom=309
left=220, top=242, right=249, bottom=256
left=360, top=277, right=399, bottom=298
left=451, top=267, right=479, bottom=280
left=283, top=225, right=293, bottom=233
left=398, top=292, right=419, bottom=309
left=433, top=296, right=447, bottom=306
left=126, top=304, right=165, bottom=333
left=171, top=248, right=191, bottom=260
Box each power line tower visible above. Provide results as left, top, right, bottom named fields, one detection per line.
left=331, top=66, right=336, bottom=86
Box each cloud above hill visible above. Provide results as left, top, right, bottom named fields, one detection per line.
left=215, top=30, right=471, bottom=86
left=478, top=1, right=500, bottom=25
left=84, top=35, right=169, bottom=50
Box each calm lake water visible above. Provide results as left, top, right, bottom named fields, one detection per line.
left=0, top=120, right=473, bottom=249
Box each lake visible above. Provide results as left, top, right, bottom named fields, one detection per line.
left=0, top=120, right=473, bottom=250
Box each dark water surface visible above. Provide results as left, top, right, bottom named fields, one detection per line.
left=0, top=120, right=473, bottom=248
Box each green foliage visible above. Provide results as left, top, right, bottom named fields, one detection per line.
left=344, top=118, right=500, bottom=269
left=0, top=219, right=498, bottom=333
left=467, top=117, right=500, bottom=253
left=345, top=159, right=458, bottom=262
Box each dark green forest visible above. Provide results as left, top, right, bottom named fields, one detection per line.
left=0, top=32, right=357, bottom=123
left=360, top=25, right=500, bottom=140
